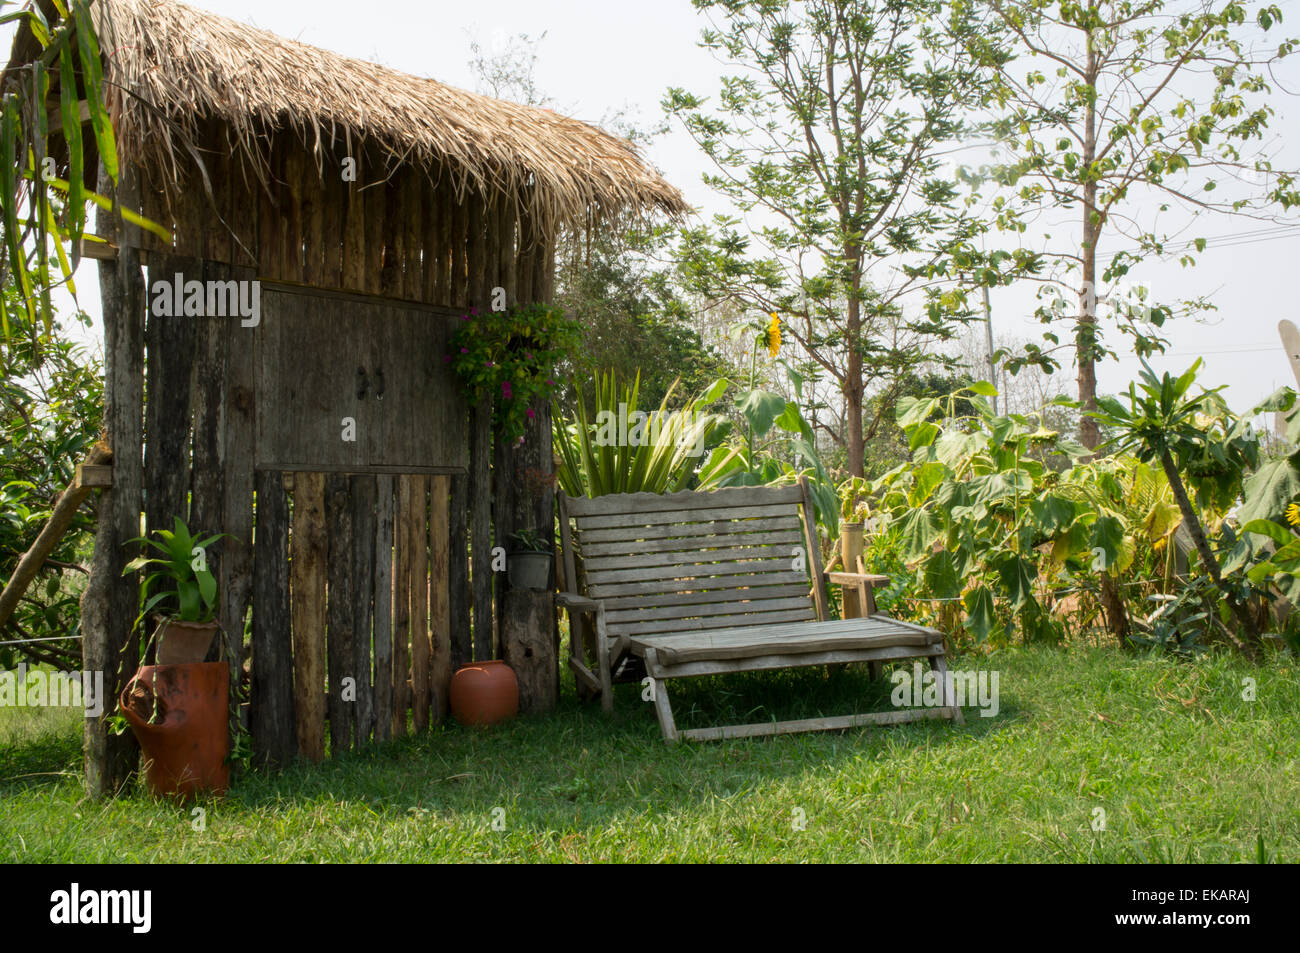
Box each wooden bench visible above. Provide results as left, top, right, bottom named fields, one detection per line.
left=557, top=479, right=963, bottom=742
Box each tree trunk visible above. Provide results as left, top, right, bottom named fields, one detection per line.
left=1157, top=448, right=1258, bottom=650
left=1099, top=572, right=1130, bottom=646
left=1078, top=36, right=1102, bottom=451
left=845, top=278, right=865, bottom=478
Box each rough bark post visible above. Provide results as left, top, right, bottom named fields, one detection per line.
left=83, top=162, right=145, bottom=797
left=470, top=399, right=494, bottom=660
left=251, top=470, right=295, bottom=768
left=448, top=471, right=471, bottom=672
left=326, top=473, right=355, bottom=752
left=351, top=475, right=377, bottom=746
left=429, top=475, right=452, bottom=721
left=291, top=472, right=328, bottom=761
left=372, top=474, right=395, bottom=742
left=498, top=397, right=558, bottom=713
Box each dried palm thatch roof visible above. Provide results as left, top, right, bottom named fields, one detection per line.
left=8, top=0, right=687, bottom=231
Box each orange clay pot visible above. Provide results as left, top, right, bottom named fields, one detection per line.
left=449, top=660, right=519, bottom=727
left=120, top=662, right=229, bottom=800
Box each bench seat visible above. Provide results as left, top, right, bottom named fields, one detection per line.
left=631, top=616, right=941, bottom=665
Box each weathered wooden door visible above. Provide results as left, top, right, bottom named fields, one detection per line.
left=255, top=284, right=467, bottom=472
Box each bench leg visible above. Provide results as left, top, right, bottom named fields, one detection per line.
left=643, top=649, right=679, bottom=743
left=596, top=629, right=614, bottom=714
left=929, top=653, right=964, bottom=726
left=868, top=660, right=883, bottom=681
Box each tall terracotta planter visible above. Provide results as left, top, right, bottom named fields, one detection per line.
left=120, top=662, right=230, bottom=799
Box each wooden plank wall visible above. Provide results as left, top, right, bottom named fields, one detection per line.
left=114, top=123, right=554, bottom=765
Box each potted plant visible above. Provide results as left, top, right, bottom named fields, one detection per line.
left=124, top=517, right=229, bottom=665
left=447, top=303, right=581, bottom=442
left=506, top=528, right=552, bottom=591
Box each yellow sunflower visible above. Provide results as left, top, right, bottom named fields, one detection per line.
left=1286, top=502, right=1300, bottom=528
left=767, top=312, right=781, bottom=358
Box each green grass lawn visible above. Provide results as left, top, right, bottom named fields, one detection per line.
left=1, top=646, right=1296, bottom=862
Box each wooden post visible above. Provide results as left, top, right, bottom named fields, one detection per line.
left=351, top=475, right=377, bottom=746
left=497, top=395, right=558, bottom=713
left=372, top=474, right=395, bottom=742
left=470, top=399, right=494, bottom=660
left=291, top=472, right=328, bottom=761
left=429, top=475, right=452, bottom=721
left=448, top=471, right=471, bottom=672
left=408, top=475, right=431, bottom=732
left=326, top=473, right=355, bottom=752
left=392, top=476, right=413, bottom=736
left=840, top=523, right=864, bottom=619
left=82, top=162, right=145, bottom=797
left=251, top=469, right=295, bottom=767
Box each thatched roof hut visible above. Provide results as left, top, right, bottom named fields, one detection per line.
left=3, top=0, right=687, bottom=788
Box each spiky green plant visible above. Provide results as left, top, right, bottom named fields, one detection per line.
left=553, top=371, right=728, bottom=498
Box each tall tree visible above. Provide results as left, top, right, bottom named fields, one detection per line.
left=980, top=0, right=1298, bottom=448
left=667, top=0, right=1004, bottom=478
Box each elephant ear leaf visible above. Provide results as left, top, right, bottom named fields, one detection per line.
left=963, top=586, right=997, bottom=643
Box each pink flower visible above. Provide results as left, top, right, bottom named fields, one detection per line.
left=526, top=407, right=535, bottom=419
left=502, top=381, right=513, bottom=399
left=546, top=379, right=555, bottom=386
left=485, top=360, right=494, bottom=367
left=460, top=347, right=469, bottom=353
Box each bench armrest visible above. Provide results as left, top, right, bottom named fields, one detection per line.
left=556, top=592, right=601, bottom=613
left=826, top=571, right=891, bottom=587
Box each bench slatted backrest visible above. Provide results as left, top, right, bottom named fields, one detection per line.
left=563, top=485, right=823, bottom=640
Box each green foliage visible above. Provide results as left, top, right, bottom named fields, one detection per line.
left=553, top=371, right=729, bottom=498
left=0, top=289, right=100, bottom=671
left=449, top=303, right=580, bottom=442
left=123, top=518, right=231, bottom=627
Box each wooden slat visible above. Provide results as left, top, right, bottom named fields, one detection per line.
left=220, top=264, right=258, bottom=707
left=634, top=625, right=935, bottom=664
left=452, top=185, right=469, bottom=307
left=605, top=596, right=813, bottom=624
left=402, top=166, right=423, bottom=301
left=470, top=399, right=493, bottom=660
left=468, top=188, right=486, bottom=309
left=601, top=584, right=811, bottom=612
left=363, top=154, right=386, bottom=297
left=251, top=469, right=295, bottom=768
left=326, top=473, right=355, bottom=754
left=290, top=472, right=328, bottom=761
left=301, top=156, right=324, bottom=287
left=582, top=543, right=806, bottom=573
left=342, top=149, right=366, bottom=293
left=448, top=472, right=471, bottom=672
left=434, top=174, right=452, bottom=306
left=430, top=475, right=451, bottom=721
left=257, top=130, right=283, bottom=278
left=282, top=145, right=305, bottom=283
left=584, top=557, right=797, bottom=586
left=680, top=707, right=954, bottom=743
left=144, top=256, right=196, bottom=536
left=641, top=637, right=945, bottom=680
left=408, top=474, right=431, bottom=732
left=321, top=155, right=345, bottom=290
left=576, top=503, right=798, bottom=531
left=799, top=476, right=830, bottom=621
left=381, top=171, right=403, bottom=298
left=587, top=570, right=809, bottom=599
left=372, top=474, right=395, bottom=743
left=421, top=172, right=438, bottom=303
left=610, top=608, right=814, bottom=637
left=351, top=474, right=377, bottom=746
left=565, top=485, right=803, bottom=517
left=392, top=474, right=413, bottom=737
left=575, top=516, right=801, bottom=545
left=578, top=528, right=803, bottom=558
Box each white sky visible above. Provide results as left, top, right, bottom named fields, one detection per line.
left=5, top=0, right=1300, bottom=411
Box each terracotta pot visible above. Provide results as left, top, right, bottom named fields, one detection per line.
left=120, top=662, right=230, bottom=800
left=507, top=551, right=551, bottom=590
left=155, top=619, right=220, bottom=665
left=449, top=660, right=519, bottom=726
